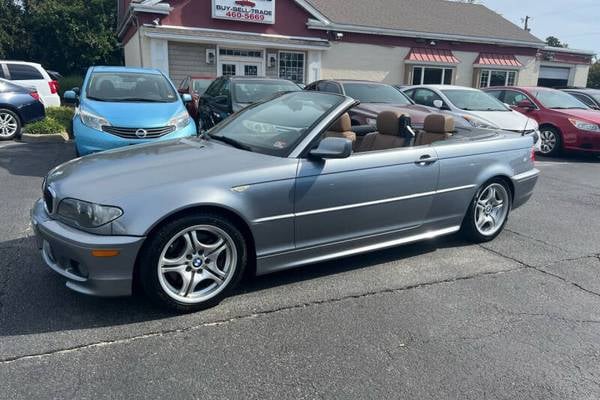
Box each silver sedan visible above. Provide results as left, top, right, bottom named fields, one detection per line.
left=32, top=91, right=539, bottom=311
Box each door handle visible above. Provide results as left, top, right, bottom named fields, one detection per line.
left=415, top=154, right=438, bottom=166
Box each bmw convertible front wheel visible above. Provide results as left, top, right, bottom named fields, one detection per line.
left=139, top=214, right=247, bottom=312
left=461, top=179, right=512, bottom=243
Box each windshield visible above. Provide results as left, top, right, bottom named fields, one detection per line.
left=342, top=83, right=412, bottom=105
left=192, top=79, right=213, bottom=95
left=86, top=72, right=178, bottom=103
left=210, top=92, right=344, bottom=157
left=233, top=80, right=301, bottom=104
left=533, top=89, right=589, bottom=109
left=442, top=89, right=509, bottom=111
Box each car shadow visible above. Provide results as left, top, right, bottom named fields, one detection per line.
left=0, top=141, right=76, bottom=178
left=0, top=234, right=464, bottom=337
left=537, top=152, right=600, bottom=164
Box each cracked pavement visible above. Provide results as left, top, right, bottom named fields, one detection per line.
left=1, top=142, right=599, bottom=399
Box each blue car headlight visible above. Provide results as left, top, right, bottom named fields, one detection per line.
left=79, top=108, right=111, bottom=131
left=169, top=111, right=192, bottom=130
left=57, top=198, right=123, bottom=228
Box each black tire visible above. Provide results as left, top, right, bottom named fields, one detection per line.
left=461, top=179, right=512, bottom=243
left=538, top=126, right=561, bottom=157
left=0, top=109, right=22, bottom=141
left=139, top=213, right=247, bottom=312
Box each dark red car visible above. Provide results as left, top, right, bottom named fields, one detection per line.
left=177, top=75, right=215, bottom=121
left=485, top=86, right=600, bottom=156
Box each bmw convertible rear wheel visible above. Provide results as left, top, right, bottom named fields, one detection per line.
left=461, top=179, right=512, bottom=243
left=139, top=214, right=247, bottom=312
left=0, top=109, right=21, bottom=140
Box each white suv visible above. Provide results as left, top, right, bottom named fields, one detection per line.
left=0, top=61, right=61, bottom=108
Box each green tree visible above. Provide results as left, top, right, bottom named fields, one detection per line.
left=0, top=0, right=27, bottom=59
left=545, top=36, right=568, bottom=48
left=588, top=61, right=600, bottom=89
left=21, top=0, right=122, bottom=74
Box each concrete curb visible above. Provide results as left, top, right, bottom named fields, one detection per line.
left=19, top=132, right=69, bottom=143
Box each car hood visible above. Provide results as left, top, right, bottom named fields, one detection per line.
left=462, top=110, right=535, bottom=131
left=354, top=103, right=433, bottom=124
left=45, top=138, right=295, bottom=205
left=554, top=108, right=600, bottom=123
left=82, top=99, right=186, bottom=128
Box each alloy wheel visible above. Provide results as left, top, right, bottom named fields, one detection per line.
left=539, top=129, right=557, bottom=154
left=157, top=225, right=237, bottom=304
left=474, top=183, right=509, bottom=236
left=0, top=112, right=18, bottom=138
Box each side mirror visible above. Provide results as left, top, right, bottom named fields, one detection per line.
left=433, top=99, right=444, bottom=109
left=63, top=90, right=78, bottom=104
left=182, top=93, right=193, bottom=103
left=309, top=137, right=352, bottom=159
left=516, top=100, right=535, bottom=110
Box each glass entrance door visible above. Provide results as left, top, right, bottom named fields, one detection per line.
left=219, top=61, right=262, bottom=77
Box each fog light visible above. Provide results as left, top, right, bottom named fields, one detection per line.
left=91, top=249, right=120, bottom=258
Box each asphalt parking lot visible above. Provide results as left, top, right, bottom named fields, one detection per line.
left=1, top=140, right=599, bottom=399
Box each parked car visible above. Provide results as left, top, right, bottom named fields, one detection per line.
left=0, top=78, right=45, bottom=140
left=32, top=91, right=539, bottom=312
left=561, top=88, right=600, bottom=110
left=0, top=61, right=60, bottom=108
left=403, top=85, right=540, bottom=149
left=177, top=75, right=214, bottom=122
left=485, top=86, right=600, bottom=155
left=305, top=80, right=472, bottom=129
left=63, top=66, right=197, bottom=156
left=198, top=76, right=301, bottom=130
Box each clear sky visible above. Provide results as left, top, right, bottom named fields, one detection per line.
left=480, top=0, right=600, bottom=55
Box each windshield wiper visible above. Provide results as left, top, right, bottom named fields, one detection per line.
left=209, top=134, right=253, bottom=151
left=110, top=98, right=169, bottom=103
left=87, top=96, right=108, bottom=102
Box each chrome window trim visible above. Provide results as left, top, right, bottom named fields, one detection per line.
left=253, top=184, right=476, bottom=223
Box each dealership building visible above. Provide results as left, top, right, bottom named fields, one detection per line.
left=117, top=0, right=594, bottom=88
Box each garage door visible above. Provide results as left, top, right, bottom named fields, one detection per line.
left=538, top=66, right=571, bottom=88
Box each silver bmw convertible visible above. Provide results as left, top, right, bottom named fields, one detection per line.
left=32, top=91, right=539, bottom=311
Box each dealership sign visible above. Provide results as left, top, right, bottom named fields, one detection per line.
left=212, top=0, right=275, bottom=24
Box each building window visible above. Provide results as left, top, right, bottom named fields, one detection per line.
left=478, top=69, right=517, bottom=88
left=279, top=52, right=305, bottom=84
left=219, top=48, right=262, bottom=58
left=412, top=66, right=453, bottom=85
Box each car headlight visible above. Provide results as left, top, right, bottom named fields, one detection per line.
left=568, top=118, right=600, bottom=132
left=169, top=111, right=192, bottom=130
left=57, top=198, right=123, bottom=228
left=80, top=108, right=110, bottom=131
left=461, top=115, right=497, bottom=130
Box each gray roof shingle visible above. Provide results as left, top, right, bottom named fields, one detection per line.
left=303, top=0, right=544, bottom=45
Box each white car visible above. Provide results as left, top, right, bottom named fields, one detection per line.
left=404, top=85, right=540, bottom=150
left=0, top=61, right=61, bottom=108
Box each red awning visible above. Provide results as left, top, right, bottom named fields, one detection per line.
left=474, top=53, right=523, bottom=67
left=405, top=48, right=460, bottom=64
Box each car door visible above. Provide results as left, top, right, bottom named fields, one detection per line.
left=294, top=144, right=440, bottom=249
left=503, top=89, right=542, bottom=122
left=199, top=78, right=229, bottom=129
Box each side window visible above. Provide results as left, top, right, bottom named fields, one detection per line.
left=304, top=83, right=317, bottom=91
left=323, top=82, right=342, bottom=94
left=179, top=77, right=189, bottom=91
left=571, top=93, right=595, bottom=108
left=404, top=89, right=415, bottom=99
left=204, top=79, right=223, bottom=97
left=217, top=80, right=230, bottom=98
left=486, top=90, right=503, bottom=101
left=316, top=81, right=330, bottom=92
left=0, top=64, right=4, bottom=79
left=412, top=89, right=443, bottom=107
left=503, top=90, right=528, bottom=106
left=7, top=63, right=44, bottom=80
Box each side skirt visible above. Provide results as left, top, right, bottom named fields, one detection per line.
left=256, top=225, right=460, bottom=275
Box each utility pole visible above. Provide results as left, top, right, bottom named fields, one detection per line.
left=522, top=15, right=531, bottom=32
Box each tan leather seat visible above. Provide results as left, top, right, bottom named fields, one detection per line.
left=415, top=114, right=454, bottom=146
left=356, top=110, right=408, bottom=152
left=324, top=113, right=357, bottom=148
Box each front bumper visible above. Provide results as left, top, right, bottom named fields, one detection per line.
left=564, top=129, right=600, bottom=153
left=511, top=168, right=540, bottom=209
left=31, top=199, right=145, bottom=297
left=73, top=117, right=197, bottom=156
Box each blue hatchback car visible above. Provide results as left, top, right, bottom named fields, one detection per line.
left=64, top=66, right=197, bottom=156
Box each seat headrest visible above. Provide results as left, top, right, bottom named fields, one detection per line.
left=329, top=113, right=352, bottom=132
left=424, top=114, right=455, bottom=133
left=377, top=110, right=410, bottom=136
